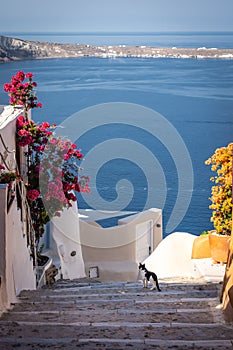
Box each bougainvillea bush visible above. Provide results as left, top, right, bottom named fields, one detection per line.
left=4, top=71, right=42, bottom=111
left=4, top=71, right=90, bottom=244
left=205, top=143, right=232, bottom=235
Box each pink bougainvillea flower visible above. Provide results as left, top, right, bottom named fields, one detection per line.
left=4, top=70, right=42, bottom=111
left=17, top=115, right=25, bottom=124
left=34, top=145, right=45, bottom=153
left=49, top=138, right=57, bottom=145
left=63, top=153, right=70, bottom=161
left=27, top=189, right=40, bottom=201
left=57, top=190, right=66, bottom=202
left=25, top=72, right=34, bottom=78
left=41, top=122, right=50, bottom=129
left=15, top=71, right=25, bottom=81
left=3, top=83, right=11, bottom=92
left=55, top=178, right=63, bottom=189
left=18, top=135, right=34, bottom=147
left=48, top=182, right=59, bottom=193
left=17, top=129, right=29, bottom=137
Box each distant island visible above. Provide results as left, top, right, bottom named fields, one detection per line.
left=1, top=35, right=233, bottom=62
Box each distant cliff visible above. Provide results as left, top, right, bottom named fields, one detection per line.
left=1, top=35, right=233, bottom=62
left=0, top=35, right=89, bottom=62
left=0, top=35, right=42, bottom=61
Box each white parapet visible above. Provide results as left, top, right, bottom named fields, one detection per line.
left=79, top=208, right=163, bottom=282
left=144, top=232, right=197, bottom=279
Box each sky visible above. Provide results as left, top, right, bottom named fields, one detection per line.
left=0, top=0, right=233, bottom=33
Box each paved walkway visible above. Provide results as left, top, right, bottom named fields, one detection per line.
left=0, top=278, right=233, bottom=349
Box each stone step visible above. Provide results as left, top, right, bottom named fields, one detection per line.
left=19, top=287, right=218, bottom=296
left=20, top=285, right=217, bottom=293
left=0, top=321, right=232, bottom=340
left=0, top=308, right=215, bottom=324
left=45, top=282, right=219, bottom=292
left=9, top=299, right=215, bottom=313
left=0, top=337, right=232, bottom=350
left=0, top=279, right=232, bottom=349
left=16, top=294, right=217, bottom=307
left=17, top=290, right=218, bottom=305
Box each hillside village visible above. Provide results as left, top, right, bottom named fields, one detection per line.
left=1, top=35, right=233, bottom=62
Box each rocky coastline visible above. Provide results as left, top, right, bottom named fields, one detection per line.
left=1, top=35, right=233, bottom=62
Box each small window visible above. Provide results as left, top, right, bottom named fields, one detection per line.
left=89, top=266, right=99, bottom=278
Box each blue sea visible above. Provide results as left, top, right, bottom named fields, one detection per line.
left=0, top=32, right=232, bottom=236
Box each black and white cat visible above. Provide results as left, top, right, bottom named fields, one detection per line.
left=139, top=263, right=161, bottom=291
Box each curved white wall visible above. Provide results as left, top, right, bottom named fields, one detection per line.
left=51, top=200, right=86, bottom=280
left=144, top=232, right=197, bottom=278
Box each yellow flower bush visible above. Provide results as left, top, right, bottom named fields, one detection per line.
left=205, top=143, right=232, bottom=235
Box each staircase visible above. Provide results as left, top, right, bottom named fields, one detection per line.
left=0, top=278, right=233, bottom=349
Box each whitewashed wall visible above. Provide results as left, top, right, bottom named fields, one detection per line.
left=0, top=107, right=36, bottom=314
left=50, top=199, right=86, bottom=280
left=80, top=208, right=163, bottom=281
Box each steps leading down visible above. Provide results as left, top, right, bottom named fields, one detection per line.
left=0, top=278, right=233, bottom=349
